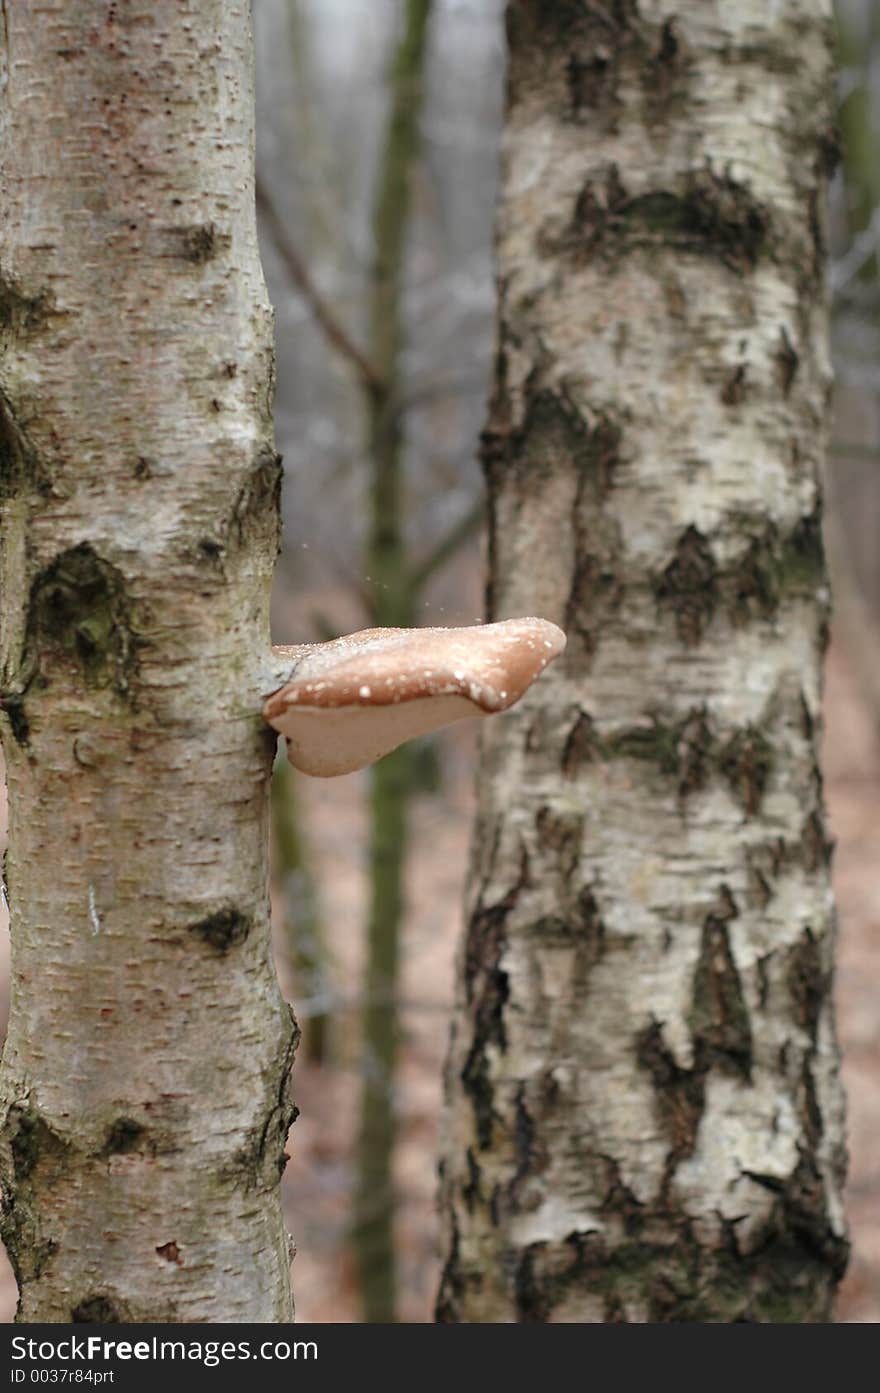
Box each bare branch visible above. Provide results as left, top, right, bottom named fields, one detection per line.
left=832, top=440, right=880, bottom=462
left=831, top=205, right=880, bottom=295
left=392, top=374, right=489, bottom=418
left=255, top=171, right=384, bottom=391
left=409, top=498, right=484, bottom=594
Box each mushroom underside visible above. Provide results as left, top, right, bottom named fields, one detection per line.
left=273, top=692, right=484, bottom=777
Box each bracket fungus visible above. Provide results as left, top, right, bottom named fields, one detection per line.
left=263, top=617, right=566, bottom=777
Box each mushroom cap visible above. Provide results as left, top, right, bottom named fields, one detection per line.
left=264, top=616, right=566, bottom=777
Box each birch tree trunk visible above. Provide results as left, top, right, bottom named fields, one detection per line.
left=438, top=0, right=849, bottom=1323
left=0, top=2, right=296, bottom=1322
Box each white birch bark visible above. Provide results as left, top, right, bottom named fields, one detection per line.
left=438, top=0, right=848, bottom=1322
left=0, top=1, right=296, bottom=1322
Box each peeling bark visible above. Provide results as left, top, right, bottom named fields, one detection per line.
left=438, top=0, right=847, bottom=1323
left=0, top=2, right=296, bottom=1321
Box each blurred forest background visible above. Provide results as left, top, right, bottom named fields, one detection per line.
left=1, top=0, right=880, bottom=1321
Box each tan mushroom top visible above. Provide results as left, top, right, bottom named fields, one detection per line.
left=264, top=617, right=566, bottom=777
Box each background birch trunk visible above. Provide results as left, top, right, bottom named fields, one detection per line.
left=0, top=1, right=296, bottom=1322
left=438, top=0, right=849, bottom=1322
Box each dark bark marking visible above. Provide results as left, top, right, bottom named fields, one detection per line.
left=530, top=896, right=607, bottom=1003
left=490, top=378, right=622, bottom=497
left=162, top=223, right=230, bottom=264
left=0, top=272, right=54, bottom=337
left=566, top=1217, right=841, bottom=1320
left=728, top=507, right=826, bottom=627
left=101, top=1117, right=145, bottom=1156
left=566, top=48, right=615, bottom=122
left=489, top=1183, right=505, bottom=1229
left=599, top=1155, right=645, bottom=1237
left=230, top=448, right=283, bottom=554
left=545, top=1162, right=845, bottom=1319
left=455, top=1151, right=844, bottom=1320
left=564, top=163, right=628, bottom=259
left=514, top=1242, right=550, bottom=1322
left=775, top=327, right=800, bottom=396
left=608, top=716, right=679, bottom=768
left=781, top=504, right=826, bottom=593
left=816, top=120, right=842, bottom=180
left=720, top=362, right=748, bottom=406
left=0, top=1104, right=70, bottom=1289
left=750, top=836, right=788, bottom=886
left=435, top=1204, right=467, bottom=1322
left=795, top=834, right=834, bottom=1149
left=481, top=341, right=624, bottom=630
left=691, top=890, right=753, bottom=1083
left=800, top=1053, right=824, bottom=1149
left=801, top=810, right=832, bottom=873
left=523, top=707, right=551, bottom=755
left=586, top=707, right=780, bottom=816
left=557, top=165, right=770, bottom=275
left=573, top=408, right=622, bottom=500
left=787, top=928, right=826, bottom=1047
left=799, top=692, right=815, bottom=744
left=636, top=1020, right=705, bottom=1179
left=460, top=858, right=528, bottom=1150
left=186, top=906, right=251, bottom=953
left=662, top=272, right=687, bottom=319
left=0, top=386, right=48, bottom=500
left=155, top=1241, right=183, bottom=1265
left=523, top=0, right=637, bottom=42
left=719, top=725, right=773, bottom=816
left=534, top=804, right=583, bottom=883
left=638, top=894, right=752, bottom=1192
left=0, top=690, right=30, bottom=746
left=508, top=1084, right=538, bottom=1211
left=565, top=550, right=625, bottom=660
left=256, top=1090, right=299, bottom=1185
left=641, top=18, right=691, bottom=127
left=562, top=710, right=602, bottom=775
left=231, top=1008, right=299, bottom=1191
left=806, top=187, right=827, bottom=287
left=559, top=393, right=626, bottom=660
left=24, top=544, right=139, bottom=700
left=71, top=1294, right=127, bottom=1323
left=510, top=1, right=688, bottom=133
left=655, top=526, right=718, bottom=646
left=462, top=1147, right=482, bottom=1214
left=609, top=706, right=711, bottom=803
left=643, top=167, right=769, bottom=271
left=673, top=707, right=712, bottom=800
left=756, top=952, right=773, bottom=1008
left=577, top=885, right=607, bottom=955
left=729, top=534, right=780, bottom=626
left=7, top=1105, right=68, bottom=1182
left=742, top=1154, right=849, bottom=1282
left=197, top=537, right=224, bottom=565
left=530, top=893, right=607, bottom=996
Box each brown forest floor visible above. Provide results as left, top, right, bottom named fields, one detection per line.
left=0, top=633, right=877, bottom=1322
